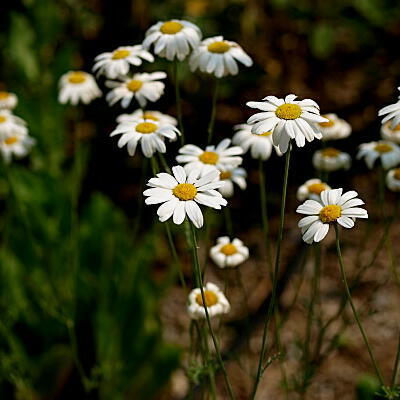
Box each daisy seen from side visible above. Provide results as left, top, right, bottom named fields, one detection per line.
left=0, top=91, right=18, bottom=110
left=210, top=236, right=249, bottom=268
left=218, top=166, right=247, bottom=198
left=0, top=110, right=27, bottom=136
left=386, top=168, right=400, bottom=192
left=317, top=113, right=352, bottom=141
left=58, top=71, right=101, bottom=105
left=312, top=147, right=351, bottom=172
left=297, top=179, right=331, bottom=202
left=357, top=141, right=400, bottom=170
left=0, top=131, right=35, bottom=164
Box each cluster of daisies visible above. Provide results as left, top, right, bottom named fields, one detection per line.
left=0, top=91, right=35, bottom=163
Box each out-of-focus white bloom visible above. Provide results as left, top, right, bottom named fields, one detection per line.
left=232, top=123, right=281, bottom=160
left=218, top=167, right=247, bottom=198
left=187, top=282, right=230, bottom=319
left=378, top=88, right=400, bottom=128
left=380, top=121, right=400, bottom=144
left=58, top=71, right=101, bottom=105
left=317, top=113, right=351, bottom=141
left=189, top=36, right=252, bottom=78
left=0, top=91, right=18, bottom=110
left=210, top=236, right=249, bottom=268
left=357, top=141, right=400, bottom=170
left=110, top=118, right=180, bottom=158
left=116, top=109, right=177, bottom=127
left=93, top=45, right=154, bottom=79
left=143, top=20, right=201, bottom=61
left=144, top=166, right=227, bottom=228
left=386, top=168, right=400, bottom=192
left=247, top=94, right=327, bottom=153
left=106, top=72, right=166, bottom=108
left=297, top=179, right=331, bottom=202
left=296, top=188, right=368, bottom=244
left=312, top=148, right=351, bottom=172
left=0, top=110, right=27, bottom=136
left=0, top=131, right=35, bottom=163
left=176, top=138, right=243, bottom=176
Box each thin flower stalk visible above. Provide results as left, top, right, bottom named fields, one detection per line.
left=207, top=78, right=220, bottom=144
left=173, top=60, right=185, bottom=145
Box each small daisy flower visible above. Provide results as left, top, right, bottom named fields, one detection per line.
left=0, top=91, right=18, bottom=110
left=312, top=148, right=351, bottom=172
left=210, top=236, right=249, bottom=268
left=189, top=36, right=253, bottom=78
left=297, top=179, right=331, bottom=202
left=247, top=94, right=328, bottom=153
left=296, top=188, right=368, bottom=244
left=110, top=118, right=180, bottom=158
left=0, top=131, right=35, bottom=163
left=378, top=89, right=400, bottom=128
left=93, top=45, right=154, bottom=79
left=144, top=166, right=227, bottom=228
left=187, top=282, right=230, bottom=319
left=386, top=168, right=400, bottom=192
left=0, top=110, right=27, bottom=136
left=106, top=72, right=166, bottom=108
left=116, top=109, right=177, bottom=127
left=143, top=19, right=202, bottom=61
left=232, top=123, right=281, bottom=160
left=176, top=138, right=243, bottom=176
left=357, top=141, right=400, bottom=170
left=317, top=113, right=352, bottom=141
left=380, top=121, right=400, bottom=144
left=218, top=167, right=247, bottom=198
left=58, top=71, right=101, bottom=105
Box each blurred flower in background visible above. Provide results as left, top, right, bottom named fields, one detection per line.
left=312, top=147, right=351, bottom=172
left=58, top=71, right=101, bottom=105
left=210, top=236, right=249, bottom=268
left=317, top=113, right=352, bottom=141
left=0, top=91, right=18, bottom=110
left=357, top=140, right=400, bottom=169
left=297, top=178, right=331, bottom=201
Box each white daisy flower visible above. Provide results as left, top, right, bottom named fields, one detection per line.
left=317, top=113, right=352, bottom=141
left=0, top=110, right=27, bottom=136
left=0, top=131, right=35, bottom=164
left=247, top=94, right=328, bottom=153
left=232, top=123, right=281, bottom=160
left=386, top=168, right=400, bottom=192
left=0, top=91, right=18, bottom=110
left=187, top=282, right=230, bottom=319
left=378, top=88, right=400, bottom=128
left=144, top=166, right=227, bottom=228
left=210, top=236, right=249, bottom=268
left=297, top=179, right=331, bottom=202
left=218, top=167, right=247, bottom=198
left=116, top=109, right=177, bottom=127
left=58, top=71, right=101, bottom=105
left=176, top=138, right=243, bottom=176
left=93, top=45, right=154, bottom=79
left=189, top=36, right=253, bottom=78
left=110, top=118, right=180, bottom=158
left=380, top=121, right=400, bottom=144
left=143, top=19, right=202, bottom=61
left=357, top=141, right=400, bottom=170
left=312, top=148, right=351, bottom=172
left=296, top=188, right=368, bottom=244
left=106, top=72, right=166, bottom=108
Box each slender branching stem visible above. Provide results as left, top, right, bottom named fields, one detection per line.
left=207, top=78, right=220, bottom=145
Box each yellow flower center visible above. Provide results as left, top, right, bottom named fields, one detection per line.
left=208, top=41, right=231, bottom=54
left=0, top=116, right=6, bottom=123
left=112, top=49, right=131, bottom=59
left=275, top=103, right=302, bottom=120
left=394, top=168, right=400, bottom=180
left=135, top=122, right=157, bottom=134
left=219, top=171, right=232, bottom=180
left=321, top=147, right=340, bottom=157
left=4, top=136, right=18, bottom=145
left=127, top=79, right=143, bottom=92
left=195, top=290, right=218, bottom=307
left=319, top=204, right=341, bottom=223
left=173, top=183, right=197, bottom=201
left=68, top=71, right=87, bottom=84
left=160, top=21, right=183, bottom=34
left=374, top=143, right=393, bottom=153
left=220, top=243, right=237, bottom=255
left=308, top=183, right=327, bottom=195
left=143, top=112, right=159, bottom=121
left=199, top=151, right=219, bottom=164
left=0, top=92, right=10, bottom=99
left=394, top=124, right=400, bottom=132
left=319, top=116, right=335, bottom=127
left=259, top=131, right=272, bottom=137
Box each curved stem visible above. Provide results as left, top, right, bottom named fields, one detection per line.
left=173, top=59, right=185, bottom=145
left=207, top=79, right=220, bottom=145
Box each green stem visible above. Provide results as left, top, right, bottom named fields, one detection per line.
left=158, top=152, right=171, bottom=174
left=224, top=206, right=234, bottom=237
left=173, top=59, right=185, bottom=145
left=189, top=223, right=236, bottom=400
left=334, top=224, right=384, bottom=385
left=207, top=79, right=220, bottom=145
left=391, top=332, right=400, bottom=389
left=250, top=146, right=291, bottom=400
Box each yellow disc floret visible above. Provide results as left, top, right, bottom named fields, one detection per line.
left=259, top=131, right=272, bottom=137
left=68, top=71, right=87, bottom=84
left=199, top=151, right=219, bottom=165
left=275, top=103, right=302, bottom=120
left=321, top=147, right=340, bottom=157
left=173, top=183, right=197, bottom=201
left=135, top=122, right=157, bottom=134
left=394, top=124, right=400, bottom=132
left=112, top=49, right=131, bottom=59
left=308, top=183, right=327, bottom=195
left=319, top=204, right=341, bottom=223
left=196, top=290, right=218, bottom=307
left=0, top=92, right=10, bottom=99
left=220, top=243, right=237, bottom=255
left=160, top=21, right=183, bottom=34
left=0, top=116, right=6, bottom=123
left=219, top=171, right=232, bottom=180
left=143, top=112, right=159, bottom=121
left=4, top=136, right=18, bottom=145
left=319, top=116, right=335, bottom=128
left=208, top=41, right=231, bottom=54
left=374, top=143, right=393, bottom=153
left=127, top=79, right=143, bottom=92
